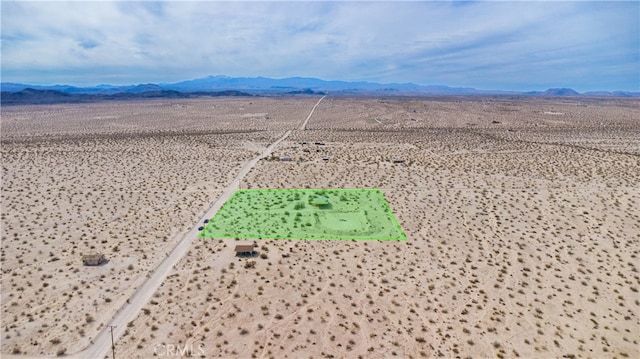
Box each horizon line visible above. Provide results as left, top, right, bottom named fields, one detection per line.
left=1, top=75, right=638, bottom=94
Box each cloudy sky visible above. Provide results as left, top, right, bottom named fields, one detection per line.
left=1, top=1, right=638, bottom=91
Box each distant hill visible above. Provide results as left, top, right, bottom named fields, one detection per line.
left=285, top=88, right=326, bottom=95
left=582, top=90, right=640, bottom=97
left=525, top=88, right=580, bottom=96
left=0, top=88, right=253, bottom=105
left=1, top=76, right=501, bottom=97
left=1, top=88, right=76, bottom=105
left=2, top=76, right=638, bottom=104
left=161, top=75, right=488, bottom=95
left=543, top=88, right=580, bottom=96
left=524, top=88, right=639, bottom=97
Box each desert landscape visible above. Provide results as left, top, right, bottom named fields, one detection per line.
left=1, top=95, right=639, bottom=358
left=199, top=188, right=406, bottom=241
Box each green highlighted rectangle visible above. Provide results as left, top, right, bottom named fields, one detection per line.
left=200, top=189, right=406, bottom=241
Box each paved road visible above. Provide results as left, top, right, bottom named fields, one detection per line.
left=67, top=96, right=324, bottom=359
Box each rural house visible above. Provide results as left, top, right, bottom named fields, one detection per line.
left=234, top=244, right=257, bottom=256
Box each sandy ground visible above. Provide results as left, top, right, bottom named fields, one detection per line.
left=1, top=96, right=639, bottom=358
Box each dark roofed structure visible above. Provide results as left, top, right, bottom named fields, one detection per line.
left=234, top=244, right=257, bottom=256
left=82, top=253, right=106, bottom=266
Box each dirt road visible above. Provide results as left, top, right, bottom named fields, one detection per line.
left=300, top=95, right=325, bottom=130
left=69, top=96, right=324, bottom=359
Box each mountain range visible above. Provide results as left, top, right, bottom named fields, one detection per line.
left=2, top=75, right=638, bottom=105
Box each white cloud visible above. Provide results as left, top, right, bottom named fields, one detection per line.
left=1, top=1, right=638, bottom=91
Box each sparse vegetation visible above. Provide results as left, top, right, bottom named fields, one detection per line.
left=2, top=96, right=638, bottom=359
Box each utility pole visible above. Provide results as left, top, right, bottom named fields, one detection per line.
left=108, top=325, right=116, bottom=359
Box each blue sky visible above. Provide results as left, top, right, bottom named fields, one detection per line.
left=1, top=1, right=638, bottom=91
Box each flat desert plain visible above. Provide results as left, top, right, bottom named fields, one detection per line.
left=1, top=96, right=639, bottom=358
